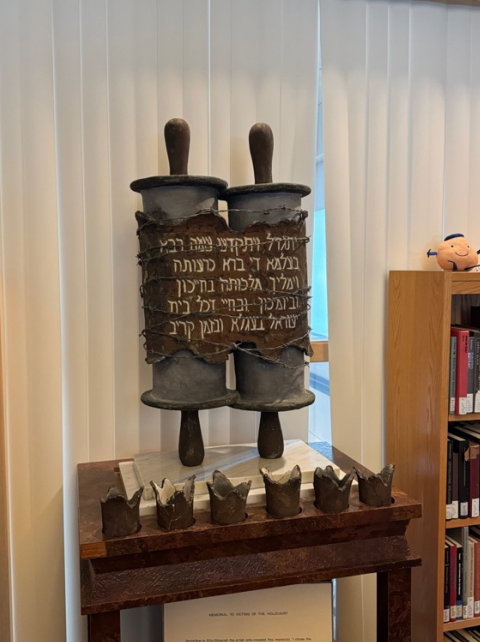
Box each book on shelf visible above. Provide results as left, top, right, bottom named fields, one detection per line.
left=469, top=533, right=480, bottom=617
left=454, top=445, right=460, bottom=520
left=444, top=527, right=480, bottom=627
left=451, top=336, right=457, bottom=414
left=445, top=542, right=451, bottom=623
left=451, top=327, right=470, bottom=415
left=448, top=424, right=480, bottom=519
left=474, top=333, right=480, bottom=413
left=449, top=325, right=480, bottom=415
left=450, top=527, right=471, bottom=619
left=448, top=437, right=454, bottom=520
left=468, top=535, right=475, bottom=619
left=463, top=328, right=480, bottom=413
left=469, top=336, right=475, bottom=413
left=448, top=431, right=470, bottom=518
left=469, top=440, right=480, bottom=519
left=445, top=534, right=462, bottom=620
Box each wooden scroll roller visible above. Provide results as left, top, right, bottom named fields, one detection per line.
left=131, top=119, right=236, bottom=467
left=222, top=123, right=315, bottom=459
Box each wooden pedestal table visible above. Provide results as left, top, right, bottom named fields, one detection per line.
left=78, top=443, right=422, bottom=642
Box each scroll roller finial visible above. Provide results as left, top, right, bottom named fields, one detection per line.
left=249, top=122, right=274, bottom=185
left=164, top=118, right=190, bottom=176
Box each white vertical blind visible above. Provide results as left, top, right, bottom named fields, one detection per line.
left=0, top=1, right=319, bottom=640
left=320, top=1, right=480, bottom=640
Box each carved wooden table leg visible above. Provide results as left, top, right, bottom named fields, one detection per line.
left=89, top=611, right=121, bottom=642
left=377, top=567, right=412, bottom=641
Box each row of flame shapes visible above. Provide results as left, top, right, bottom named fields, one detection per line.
left=100, top=464, right=395, bottom=539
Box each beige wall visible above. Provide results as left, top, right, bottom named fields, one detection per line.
left=321, top=0, right=480, bottom=639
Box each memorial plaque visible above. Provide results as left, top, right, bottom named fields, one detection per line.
left=163, top=583, right=333, bottom=642
left=137, top=209, right=313, bottom=364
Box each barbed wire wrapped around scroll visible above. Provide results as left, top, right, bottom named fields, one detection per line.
left=136, top=208, right=313, bottom=364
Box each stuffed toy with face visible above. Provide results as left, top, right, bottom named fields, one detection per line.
left=427, top=233, right=480, bottom=271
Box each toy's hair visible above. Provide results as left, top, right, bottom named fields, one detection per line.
left=444, top=233, right=465, bottom=241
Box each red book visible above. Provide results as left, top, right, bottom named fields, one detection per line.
left=469, top=442, right=480, bottom=518
left=451, top=327, right=469, bottom=415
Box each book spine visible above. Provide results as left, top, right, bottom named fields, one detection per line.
left=457, top=543, right=464, bottom=619
left=470, top=443, right=480, bottom=519
left=475, top=336, right=480, bottom=412
left=450, top=542, right=458, bottom=621
left=461, top=526, right=469, bottom=619
left=447, top=437, right=453, bottom=520
left=451, top=336, right=457, bottom=414
left=469, top=538, right=475, bottom=619
left=453, top=449, right=459, bottom=520
left=474, top=536, right=480, bottom=616
left=452, top=328, right=469, bottom=415
left=459, top=440, right=470, bottom=519
left=445, top=543, right=451, bottom=623
left=468, top=336, right=475, bottom=413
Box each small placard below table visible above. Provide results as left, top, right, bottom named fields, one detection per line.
left=163, top=584, right=333, bottom=642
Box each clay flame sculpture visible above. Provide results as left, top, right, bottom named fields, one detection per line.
left=260, top=465, right=302, bottom=518
left=207, top=470, right=251, bottom=525
left=150, top=476, right=195, bottom=531
left=313, top=465, right=354, bottom=514
left=355, top=463, right=395, bottom=508
left=100, top=486, right=143, bottom=539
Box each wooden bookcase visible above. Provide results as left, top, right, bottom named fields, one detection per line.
left=386, top=270, right=480, bottom=642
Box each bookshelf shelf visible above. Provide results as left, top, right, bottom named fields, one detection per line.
left=449, top=413, right=480, bottom=422
left=446, top=516, right=480, bottom=529
left=387, top=270, right=480, bottom=642
left=444, top=615, right=480, bottom=632
left=452, top=272, right=480, bottom=294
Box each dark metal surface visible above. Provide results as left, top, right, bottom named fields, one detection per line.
left=224, top=122, right=314, bottom=459
left=313, top=465, right=354, bottom=514
left=130, top=118, right=227, bottom=194
left=257, top=412, right=284, bottom=459
left=232, top=345, right=314, bottom=412
left=224, top=189, right=308, bottom=232
left=249, top=122, right=274, bottom=184
left=222, top=182, right=311, bottom=197
left=141, top=350, right=237, bottom=409
left=100, top=487, right=143, bottom=539
left=178, top=411, right=204, bottom=467
left=355, top=463, right=395, bottom=508
left=131, top=118, right=231, bottom=468
left=130, top=177, right=227, bottom=199
left=261, top=465, right=301, bottom=518
left=151, top=476, right=195, bottom=531
left=164, top=117, right=190, bottom=176
left=207, top=470, right=251, bottom=526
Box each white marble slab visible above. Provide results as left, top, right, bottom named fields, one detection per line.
left=119, top=440, right=344, bottom=517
